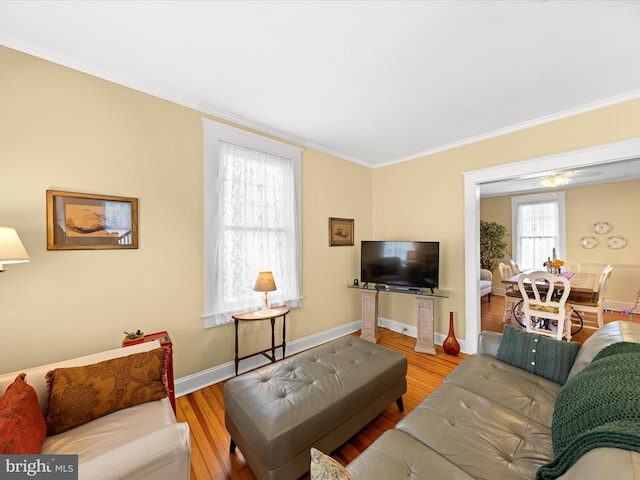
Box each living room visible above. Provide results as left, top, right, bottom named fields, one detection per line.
left=1, top=1, right=640, bottom=394
left=2, top=3, right=640, bottom=477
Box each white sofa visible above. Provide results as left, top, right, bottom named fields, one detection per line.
left=480, top=268, right=492, bottom=302
left=0, top=340, right=191, bottom=480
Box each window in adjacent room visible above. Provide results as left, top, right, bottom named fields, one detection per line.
left=203, top=119, right=303, bottom=328
left=511, top=192, right=566, bottom=271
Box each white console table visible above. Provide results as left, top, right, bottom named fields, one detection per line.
left=349, top=285, right=449, bottom=355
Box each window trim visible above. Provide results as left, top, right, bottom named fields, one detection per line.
left=202, top=118, right=303, bottom=328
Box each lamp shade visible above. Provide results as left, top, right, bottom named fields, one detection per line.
left=254, top=271, right=277, bottom=292
left=0, top=226, right=30, bottom=269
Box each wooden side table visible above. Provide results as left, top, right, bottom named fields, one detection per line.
left=232, top=306, right=290, bottom=375
left=122, top=331, right=176, bottom=413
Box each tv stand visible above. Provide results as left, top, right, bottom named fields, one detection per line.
left=349, top=285, right=449, bottom=355
left=377, top=284, right=423, bottom=294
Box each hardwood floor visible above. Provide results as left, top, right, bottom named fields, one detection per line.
left=480, top=294, right=633, bottom=344
left=176, top=297, right=635, bottom=480
left=176, top=328, right=465, bottom=480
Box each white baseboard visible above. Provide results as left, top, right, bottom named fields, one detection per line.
left=175, top=317, right=464, bottom=398
left=378, top=316, right=465, bottom=352
left=175, top=321, right=360, bottom=397
left=604, top=300, right=637, bottom=313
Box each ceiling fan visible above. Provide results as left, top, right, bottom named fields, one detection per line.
left=540, top=169, right=602, bottom=187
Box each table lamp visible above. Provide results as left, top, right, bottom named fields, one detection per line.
left=254, top=271, right=277, bottom=315
left=0, top=226, right=30, bottom=272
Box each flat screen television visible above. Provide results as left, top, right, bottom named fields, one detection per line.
left=360, top=241, right=439, bottom=291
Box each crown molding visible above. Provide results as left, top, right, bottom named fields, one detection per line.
left=197, top=103, right=370, bottom=165
left=377, top=89, right=640, bottom=169
left=3, top=35, right=639, bottom=170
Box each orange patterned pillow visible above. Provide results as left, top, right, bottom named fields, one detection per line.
left=45, top=348, right=166, bottom=435
left=0, top=373, right=47, bottom=453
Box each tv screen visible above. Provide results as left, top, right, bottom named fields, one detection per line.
left=360, top=241, right=439, bottom=290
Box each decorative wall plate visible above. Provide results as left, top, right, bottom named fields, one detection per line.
left=593, top=222, right=612, bottom=235
left=607, top=236, right=627, bottom=249
left=581, top=236, right=598, bottom=249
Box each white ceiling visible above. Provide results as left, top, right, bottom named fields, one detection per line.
left=1, top=0, right=640, bottom=169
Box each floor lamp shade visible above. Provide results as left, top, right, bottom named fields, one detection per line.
left=0, top=226, right=30, bottom=271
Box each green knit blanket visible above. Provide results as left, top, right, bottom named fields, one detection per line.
left=536, top=342, right=640, bottom=480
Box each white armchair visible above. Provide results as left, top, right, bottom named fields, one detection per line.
left=480, top=268, right=492, bottom=302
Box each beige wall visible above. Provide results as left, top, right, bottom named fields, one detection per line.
left=481, top=180, right=640, bottom=307
left=0, top=46, right=372, bottom=377
left=372, top=99, right=640, bottom=340
left=2, top=44, right=640, bottom=377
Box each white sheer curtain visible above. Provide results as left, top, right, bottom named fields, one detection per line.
left=512, top=192, right=565, bottom=271
left=203, top=120, right=302, bottom=327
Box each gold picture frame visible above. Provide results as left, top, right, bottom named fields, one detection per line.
left=329, top=217, right=354, bottom=246
left=46, top=190, right=138, bottom=250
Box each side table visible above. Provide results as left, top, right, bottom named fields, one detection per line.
left=122, top=331, right=176, bottom=413
left=232, top=305, right=290, bottom=375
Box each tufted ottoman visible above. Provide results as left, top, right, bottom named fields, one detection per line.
left=223, top=335, right=407, bottom=480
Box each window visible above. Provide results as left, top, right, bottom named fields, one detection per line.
left=203, top=119, right=303, bottom=327
left=511, top=192, right=566, bottom=271
left=383, top=242, right=413, bottom=258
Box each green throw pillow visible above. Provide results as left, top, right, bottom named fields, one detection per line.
left=496, top=325, right=581, bottom=384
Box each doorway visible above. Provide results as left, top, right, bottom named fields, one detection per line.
left=463, top=137, right=640, bottom=353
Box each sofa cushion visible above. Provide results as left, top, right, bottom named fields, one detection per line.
left=42, top=396, right=174, bottom=455
left=496, top=325, right=580, bottom=384
left=346, top=429, right=475, bottom=480
left=443, top=354, right=561, bottom=429
left=396, top=383, right=554, bottom=480
left=0, top=373, right=47, bottom=454
left=45, top=348, right=167, bottom=435
left=310, top=448, right=353, bottom=480
left=537, top=342, right=640, bottom=480
left=554, top=448, right=640, bottom=480
left=567, top=320, right=640, bottom=381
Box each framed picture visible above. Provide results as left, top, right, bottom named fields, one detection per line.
left=329, top=217, right=354, bottom=246
left=46, top=190, right=138, bottom=250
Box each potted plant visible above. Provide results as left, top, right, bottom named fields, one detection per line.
left=480, top=220, right=510, bottom=272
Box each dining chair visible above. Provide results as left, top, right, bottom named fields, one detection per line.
left=568, top=264, right=613, bottom=329
left=498, top=262, right=523, bottom=324
left=509, top=259, right=520, bottom=275
left=565, top=260, right=582, bottom=273
left=518, top=271, right=572, bottom=341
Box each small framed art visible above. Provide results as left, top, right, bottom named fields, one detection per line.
left=46, top=190, right=138, bottom=250
left=329, top=217, right=354, bottom=246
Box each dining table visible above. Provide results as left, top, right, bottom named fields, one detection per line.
left=502, top=270, right=595, bottom=293
left=501, top=270, right=596, bottom=332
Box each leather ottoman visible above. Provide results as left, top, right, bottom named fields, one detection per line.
left=224, top=335, right=407, bottom=480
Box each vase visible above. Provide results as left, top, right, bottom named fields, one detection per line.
left=443, top=311, right=460, bottom=356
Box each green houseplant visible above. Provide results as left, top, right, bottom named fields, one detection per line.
left=480, top=220, right=510, bottom=272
